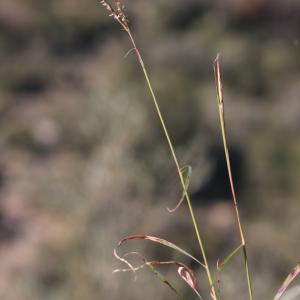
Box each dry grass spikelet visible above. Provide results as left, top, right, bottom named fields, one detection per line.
left=100, top=0, right=128, bottom=30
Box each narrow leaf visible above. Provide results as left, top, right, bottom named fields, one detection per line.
left=115, top=235, right=205, bottom=268
left=168, top=165, right=192, bottom=213
left=212, top=244, right=243, bottom=286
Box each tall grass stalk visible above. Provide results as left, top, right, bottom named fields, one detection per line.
left=100, top=0, right=217, bottom=298
left=214, top=55, right=254, bottom=300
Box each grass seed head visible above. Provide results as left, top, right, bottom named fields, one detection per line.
left=100, top=0, right=128, bottom=30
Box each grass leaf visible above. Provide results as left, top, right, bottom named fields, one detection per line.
left=115, top=235, right=205, bottom=268
left=168, top=165, right=192, bottom=213
left=212, top=244, right=243, bottom=286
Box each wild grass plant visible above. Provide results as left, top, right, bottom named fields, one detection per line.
left=100, top=1, right=300, bottom=299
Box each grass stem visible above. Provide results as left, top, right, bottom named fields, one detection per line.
left=125, top=26, right=218, bottom=300
left=214, top=55, right=254, bottom=300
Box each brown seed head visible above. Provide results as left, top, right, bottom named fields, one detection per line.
left=100, top=0, right=128, bottom=30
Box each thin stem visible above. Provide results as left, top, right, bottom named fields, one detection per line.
left=214, top=55, right=254, bottom=300
left=125, top=28, right=218, bottom=300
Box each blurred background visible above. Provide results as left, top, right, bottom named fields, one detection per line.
left=0, top=0, right=299, bottom=299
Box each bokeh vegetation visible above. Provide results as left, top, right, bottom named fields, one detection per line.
left=0, top=0, right=299, bottom=299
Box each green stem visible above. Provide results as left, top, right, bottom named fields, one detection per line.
left=214, top=56, right=254, bottom=300
left=125, top=28, right=217, bottom=300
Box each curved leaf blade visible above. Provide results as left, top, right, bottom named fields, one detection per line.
left=167, top=165, right=192, bottom=213
left=115, top=235, right=205, bottom=268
